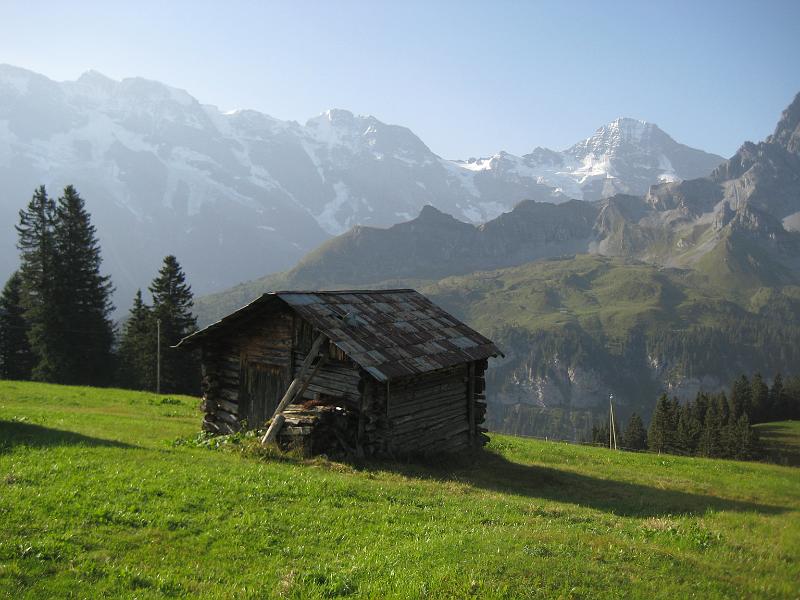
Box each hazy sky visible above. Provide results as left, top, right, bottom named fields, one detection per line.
left=1, top=0, right=798, bottom=159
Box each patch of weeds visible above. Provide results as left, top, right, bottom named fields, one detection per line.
left=90, top=508, right=149, bottom=529
left=16, top=541, right=68, bottom=562
left=523, top=544, right=554, bottom=557
left=116, top=566, right=155, bottom=591
left=641, top=517, right=721, bottom=550
left=297, top=569, right=359, bottom=597
left=172, top=429, right=305, bottom=462
left=149, top=397, right=184, bottom=406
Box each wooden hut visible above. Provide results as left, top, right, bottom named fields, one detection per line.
left=176, top=289, right=502, bottom=457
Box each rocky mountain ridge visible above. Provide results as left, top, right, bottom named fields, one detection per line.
left=194, top=92, right=800, bottom=440
left=0, top=63, right=724, bottom=306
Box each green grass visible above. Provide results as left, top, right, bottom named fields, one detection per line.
left=756, top=421, right=800, bottom=467
left=1, top=381, right=799, bottom=599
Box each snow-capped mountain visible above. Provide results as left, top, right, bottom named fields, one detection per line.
left=0, top=64, right=724, bottom=307
left=453, top=118, right=724, bottom=202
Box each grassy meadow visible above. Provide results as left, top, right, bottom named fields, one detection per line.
left=1, top=380, right=798, bottom=598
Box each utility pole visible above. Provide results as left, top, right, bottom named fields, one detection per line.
left=156, top=318, right=161, bottom=395
left=609, top=393, right=618, bottom=450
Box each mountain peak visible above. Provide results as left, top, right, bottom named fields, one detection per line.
left=323, top=108, right=355, bottom=122
left=596, top=117, right=659, bottom=142
left=77, top=69, right=114, bottom=84
left=416, top=204, right=452, bottom=221
left=768, top=91, right=800, bottom=154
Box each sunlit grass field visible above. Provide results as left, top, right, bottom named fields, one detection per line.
left=1, top=380, right=798, bottom=598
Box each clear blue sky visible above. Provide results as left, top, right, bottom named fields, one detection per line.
left=1, top=0, right=798, bottom=159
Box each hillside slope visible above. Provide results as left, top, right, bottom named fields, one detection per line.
left=193, top=93, right=800, bottom=441
left=424, top=255, right=800, bottom=437
left=1, top=381, right=798, bottom=598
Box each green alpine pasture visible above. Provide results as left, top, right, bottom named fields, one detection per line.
left=1, top=381, right=798, bottom=598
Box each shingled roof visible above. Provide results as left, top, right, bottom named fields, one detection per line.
left=177, top=289, right=502, bottom=382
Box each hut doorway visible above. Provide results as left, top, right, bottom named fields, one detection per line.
left=239, top=362, right=288, bottom=429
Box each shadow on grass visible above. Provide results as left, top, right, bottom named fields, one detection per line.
left=756, top=423, right=800, bottom=467
left=0, top=420, right=136, bottom=453
left=356, top=449, right=788, bottom=518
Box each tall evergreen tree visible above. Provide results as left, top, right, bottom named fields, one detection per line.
left=692, top=392, right=710, bottom=429
left=52, top=186, right=115, bottom=384
left=749, top=373, right=769, bottom=423
left=117, top=290, right=156, bottom=390
left=648, top=394, right=674, bottom=453
left=591, top=420, right=609, bottom=446
left=698, top=398, right=723, bottom=457
left=149, top=256, right=199, bottom=394
left=730, top=414, right=757, bottom=460
left=15, top=185, right=61, bottom=381
left=621, top=413, right=647, bottom=450
left=676, top=401, right=702, bottom=454
left=0, top=272, right=33, bottom=380
left=729, top=375, right=751, bottom=421
left=768, top=374, right=785, bottom=421
left=782, top=375, right=800, bottom=420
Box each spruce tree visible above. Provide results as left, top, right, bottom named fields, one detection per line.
left=621, top=413, right=647, bottom=450
left=692, top=392, right=710, bottom=429
left=16, top=185, right=61, bottom=381
left=716, top=392, right=736, bottom=458
left=730, top=414, right=757, bottom=460
left=729, top=375, right=751, bottom=421
left=698, top=398, right=723, bottom=457
left=0, top=272, right=33, bottom=380
left=648, top=394, right=672, bottom=453
left=117, top=290, right=156, bottom=390
left=782, top=376, right=800, bottom=420
left=667, top=396, right=681, bottom=452
left=149, top=256, right=199, bottom=394
left=749, top=373, right=769, bottom=423
left=768, top=374, right=785, bottom=421
left=52, top=185, right=115, bottom=384
left=592, top=420, right=610, bottom=447
left=676, top=400, right=702, bottom=454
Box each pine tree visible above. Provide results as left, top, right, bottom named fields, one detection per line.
left=716, top=392, right=736, bottom=458
left=698, top=398, right=723, bottom=457
left=676, top=400, right=702, bottom=455
left=783, top=375, right=800, bottom=420
left=667, top=396, right=681, bottom=452
left=648, top=394, right=672, bottom=453
left=768, top=374, right=785, bottom=421
left=592, top=420, right=610, bottom=447
left=16, top=185, right=61, bottom=381
left=52, top=185, right=115, bottom=384
left=621, top=413, right=647, bottom=450
left=729, top=375, right=751, bottom=421
left=692, top=392, right=710, bottom=428
left=117, top=290, right=156, bottom=390
left=149, top=256, right=199, bottom=394
left=749, top=373, right=769, bottom=423
left=730, top=414, right=757, bottom=460
left=0, top=272, right=33, bottom=380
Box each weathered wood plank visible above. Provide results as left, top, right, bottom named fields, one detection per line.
left=261, top=334, right=328, bottom=445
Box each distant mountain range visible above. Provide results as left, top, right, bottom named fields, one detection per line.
left=0, top=64, right=723, bottom=305
left=196, top=92, right=800, bottom=440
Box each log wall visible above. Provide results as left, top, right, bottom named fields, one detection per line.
left=198, top=306, right=489, bottom=456
left=385, top=359, right=488, bottom=456
left=200, top=305, right=294, bottom=434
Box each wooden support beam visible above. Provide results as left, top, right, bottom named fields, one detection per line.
left=261, top=333, right=328, bottom=445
